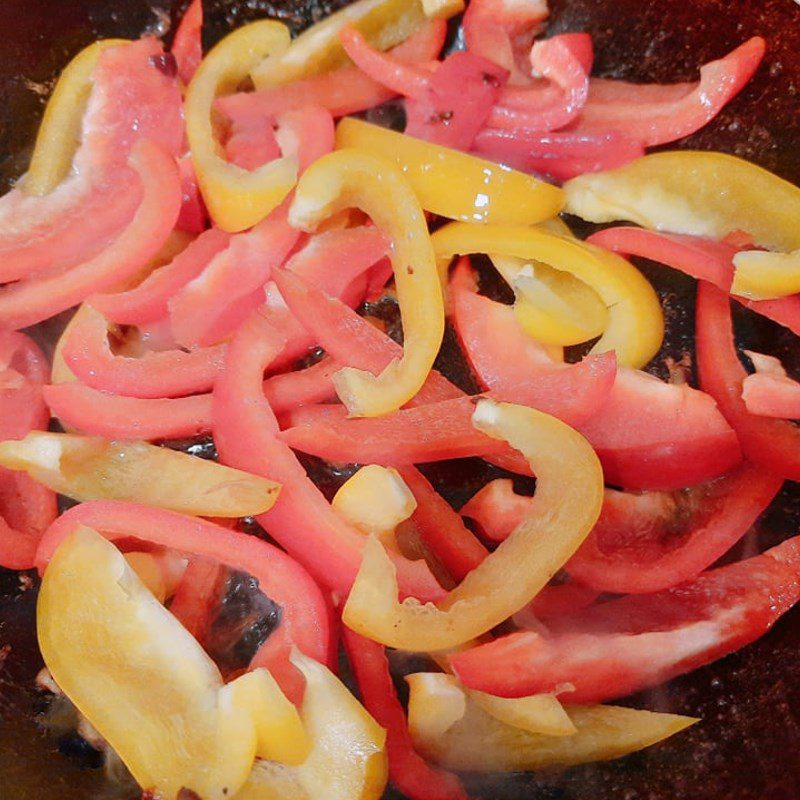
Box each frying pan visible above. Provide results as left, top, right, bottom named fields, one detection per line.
left=2, top=1, right=800, bottom=797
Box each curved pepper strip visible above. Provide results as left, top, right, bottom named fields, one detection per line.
left=212, top=311, right=446, bottom=601
left=288, top=149, right=444, bottom=416
left=451, top=534, right=800, bottom=702
left=0, top=140, right=180, bottom=331
left=36, top=500, right=332, bottom=703
left=172, top=0, right=203, bottom=85
left=63, top=304, right=226, bottom=398
left=732, top=248, right=800, bottom=300
left=24, top=38, right=129, bottom=196
left=336, top=118, right=564, bottom=225
left=342, top=398, right=603, bottom=651
left=697, top=281, right=800, bottom=480
left=250, top=0, right=459, bottom=88
left=406, top=673, right=695, bottom=772
left=39, top=527, right=310, bottom=800
left=185, top=20, right=297, bottom=232
left=741, top=351, right=800, bottom=418
left=434, top=222, right=663, bottom=369
left=168, top=556, right=224, bottom=644
left=342, top=628, right=468, bottom=800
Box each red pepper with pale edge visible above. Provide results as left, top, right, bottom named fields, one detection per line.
left=574, top=38, right=765, bottom=147
left=697, top=281, right=800, bottom=481
left=587, top=226, right=800, bottom=336
left=0, top=331, right=57, bottom=570
left=175, top=154, right=208, bottom=233
left=0, top=140, right=181, bottom=331
left=741, top=352, right=800, bottom=418
left=460, top=479, right=534, bottom=543
left=35, top=500, right=332, bottom=704
left=167, top=556, right=224, bottom=644
left=342, top=627, right=469, bottom=800
left=172, top=0, right=203, bottom=86
left=451, top=534, right=800, bottom=702
left=451, top=260, right=741, bottom=490
left=63, top=305, right=226, bottom=399
left=216, top=20, right=446, bottom=121
left=91, top=227, right=231, bottom=326
left=212, top=310, right=446, bottom=602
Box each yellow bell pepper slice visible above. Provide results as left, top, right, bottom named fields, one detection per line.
left=185, top=20, right=297, bottom=232
left=0, top=431, right=279, bottom=517
left=124, top=551, right=170, bottom=603
left=234, top=650, right=388, bottom=800
left=38, top=527, right=304, bottom=800
left=336, top=118, right=565, bottom=226
left=250, top=0, right=461, bottom=89
left=24, top=39, right=129, bottom=196
left=333, top=464, right=417, bottom=549
left=564, top=151, right=800, bottom=252
left=406, top=672, right=697, bottom=772
left=342, top=399, right=603, bottom=651
left=432, top=221, right=663, bottom=368
left=491, top=254, right=610, bottom=347
left=731, top=248, right=800, bottom=300
left=289, top=149, right=444, bottom=416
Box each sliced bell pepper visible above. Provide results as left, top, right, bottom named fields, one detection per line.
left=168, top=556, right=225, bottom=644
left=491, top=254, right=609, bottom=346
left=451, top=266, right=741, bottom=490
left=336, top=118, right=564, bottom=225
left=406, top=673, right=696, bottom=772
left=565, top=150, right=800, bottom=259
left=434, top=221, right=663, bottom=368
left=0, top=140, right=181, bottom=331
left=36, top=500, right=332, bottom=702
left=696, top=281, right=800, bottom=480
left=342, top=628, right=469, bottom=800
left=218, top=20, right=446, bottom=120
left=233, top=650, right=388, bottom=800
left=212, top=310, right=446, bottom=601
left=172, top=0, right=203, bottom=85
left=741, top=351, right=800, bottom=418
left=451, top=533, right=800, bottom=701
left=462, top=0, right=548, bottom=84
left=573, top=38, right=764, bottom=147
left=39, top=527, right=309, bottom=799
left=91, top=227, right=232, bottom=325
left=250, top=0, right=460, bottom=89
left=63, top=304, right=226, bottom=398
left=0, top=431, right=279, bottom=517
left=460, top=478, right=533, bottom=543
left=185, top=20, right=297, bottom=232
left=288, top=149, right=444, bottom=416
left=732, top=248, right=800, bottom=300
left=342, top=398, right=603, bottom=651
left=263, top=357, right=340, bottom=415
left=526, top=582, right=601, bottom=621
left=23, top=38, right=129, bottom=196
left=43, top=383, right=213, bottom=441
left=587, top=225, right=800, bottom=336
left=466, top=685, right=576, bottom=738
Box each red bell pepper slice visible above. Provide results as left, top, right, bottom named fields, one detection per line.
left=0, top=331, right=57, bottom=570
left=225, top=113, right=282, bottom=170
left=460, top=478, right=533, bottom=543
left=212, top=310, right=446, bottom=602
left=216, top=20, right=446, bottom=121
left=451, top=263, right=617, bottom=426
left=526, top=582, right=600, bottom=620
left=574, top=37, right=765, bottom=147
left=567, top=464, right=783, bottom=594
left=172, top=0, right=203, bottom=85
left=175, top=154, right=208, bottom=233
left=168, top=556, right=225, bottom=645
left=43, top=383, right=213, bottom=441
left=472, top=128, right=645, bottom=182
left=91, top=227, right=231, bottom=325
left=741, top=351, right=800, bottom=418
left=588, top=226, right=800, bottom=337
left=35, top=499, right=332, bottom=703
left=451, top=533, right=800, bottom=702
left=697, top=281, right=800, bottom=480
left=462, top=0, right=549, bottom=83
left=486, top=34, right=592, bottom=134
left=452, top=261, right=741, bottom=490
left=168, top=206, right=300, bottom=349
left=263, top=356, right=340, bottom=414
left=342, top=627, right=468, bottom=800
left=0, top=140, right=181, bottom=331
left=63, top=304, right=226, bottom=399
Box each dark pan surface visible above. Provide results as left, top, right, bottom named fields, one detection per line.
left=2, top=1, right=800, bottom=798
